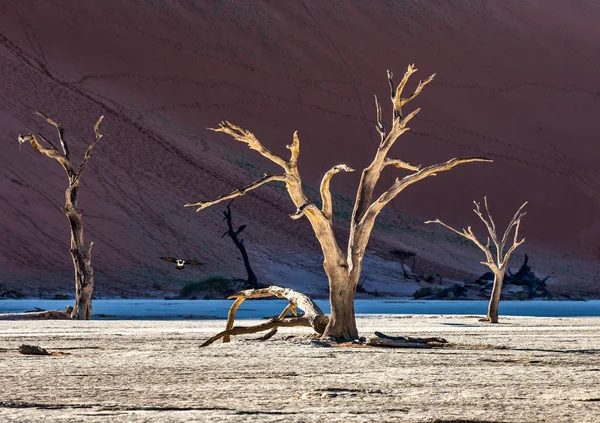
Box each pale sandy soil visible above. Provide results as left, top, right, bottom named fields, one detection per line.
left=1, top=316, right=599, bottom=422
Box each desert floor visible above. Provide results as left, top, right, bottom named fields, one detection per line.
left=1, top=315, right=599, bottom=422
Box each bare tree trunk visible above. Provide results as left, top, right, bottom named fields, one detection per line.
left=63, top=184, right=94, bottom=319
left=486, top=272, right=505, bottom=323
left=326, top=282, right=358, bottom=340
left=19, top=113, right=104, bottom=320
left=323, top=267, right=359, bottom=340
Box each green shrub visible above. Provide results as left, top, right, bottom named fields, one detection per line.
left=412, top=286, right=444, bottom=299
left=179, top=276, right=234, bottom=298
left=413, top=287, right=433, bottom=299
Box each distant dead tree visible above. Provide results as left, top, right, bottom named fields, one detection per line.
left=186, top=65, right=491, bottom=340
left=222, top=201, right=258, bottom=288
left=426, top=198, right=527, bottom=323
left=18, top=112, right=104, bottom=320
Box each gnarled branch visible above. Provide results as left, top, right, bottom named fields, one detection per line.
left=34, top=111, right=69, bottom=159
left=287, top=131, right=300, bottom=169
left=75, top=115, right=104, bottom=183
left=364, top=157, right=493, bottom=225
left=383, top=158, right=421, bottom=172
left=320, top=164, right=354, bottom=220
left=185, top=173, right=290, bottom=211
left=202, top=286, right=329, bottom=347
left=209, top=121, right=289, bottom=170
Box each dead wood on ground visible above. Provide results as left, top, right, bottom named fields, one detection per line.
left=0, top=308, right=72, bottom=320
left=201, top=286, right=329, bottom=347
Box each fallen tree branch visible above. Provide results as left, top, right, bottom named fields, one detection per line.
left=0, top=309, right=72, bottom=320
left=201, top=316, right=313, bottom=347
left=202, top=285, right=329, bottom=347
left=366, top=331, right=448, bottom=349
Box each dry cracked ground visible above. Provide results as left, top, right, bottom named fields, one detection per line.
left=1, top=316, right=599, bottom=422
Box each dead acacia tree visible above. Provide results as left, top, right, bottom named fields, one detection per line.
left=222, top=201, right=258, bottom=288
left=18, top=112, right=104, bottom=320
left=186, top=65, right=491, bottom=340
left=426, top=198, right=527, bottom=323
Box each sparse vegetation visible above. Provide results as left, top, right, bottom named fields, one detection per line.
left=413, top=287, right=441, bottom=299
left=179, top=276, right=241, bottom=299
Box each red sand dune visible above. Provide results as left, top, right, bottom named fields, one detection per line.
left=0, top=1, right=598, bottom=298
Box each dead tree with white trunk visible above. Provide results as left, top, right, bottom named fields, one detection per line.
left=187, top=65, right=491, bottom=340
left=18, top=112, right=104, bottom=320
left=426, top=198, right=527, bottom=323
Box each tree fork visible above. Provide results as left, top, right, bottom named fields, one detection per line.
left=426, top=198, right=527, bottom=323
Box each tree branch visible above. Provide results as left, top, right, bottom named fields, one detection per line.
left=426, top=198, right=527, bottom=271
left=200, top=316, right=313, bottom=347
left=75, top=115, right=104, bottom=182
left=367, top=157, right=492, bottom=219
left=17, top=133, right=72, bottom=173
left=374, top=95, right=385, bottom=142
left=287, top=131, right=300, bottom=169
left=500, top=201, right=528, bottom=246
left=35, top=111, right=69, bottom=159
left=185, top=173, right=290, bottom=212
left=473, top=199, right=499, bottom=249
left=320, top=164, right=354, bottom=220
left=425, top=219, right=495, bottom=267
left=209, top=121, right=289, bottom=171
left=289, top=202, right=319, bottom=220
left=501, top=218, right=525, bottom=266
left=391, top=64, right=418, bottom=120
left=399, top=73, right=436, bottom=110
left=383, top=158, right=421, bottom=172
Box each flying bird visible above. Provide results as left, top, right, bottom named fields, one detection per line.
left=160, top=257, right=204, bottom=270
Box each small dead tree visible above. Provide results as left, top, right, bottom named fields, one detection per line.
left=222, top=201, right=258, bottom=288
left=426, top=198, right=527, bottom=323
left=18, top=112, right=104, bottom=320
left=187, top=65, right=491, bottom=340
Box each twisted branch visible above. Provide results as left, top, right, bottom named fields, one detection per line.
left=320, top=164, right=355, bottom=220
left=75, top=116, right=104, bottom=183
left=34, top=111, right=69, bottom=159
left=185, top=173, right=290, bottom=211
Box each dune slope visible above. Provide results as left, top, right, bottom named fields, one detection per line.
left=0, top=1, right=598, bottom=297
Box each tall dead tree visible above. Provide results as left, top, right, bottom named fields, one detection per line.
left=19, top=112, right=104, bottom=320
left=222, top=201, right=258, bottom=288
left=186, top=65, right=491, bottom=340
left=426, top=198, right=527, bottom=323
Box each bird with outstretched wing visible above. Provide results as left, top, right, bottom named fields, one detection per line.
left=160, top=256, right=204, bottom=270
